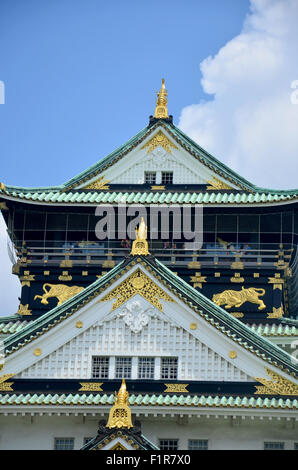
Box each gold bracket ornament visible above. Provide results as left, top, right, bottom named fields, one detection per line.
left=79, top=382, right=103, bottom=392
left=0, top=373, right=15, bottom=391
left=131, top=218, right=149, bottom=256
left=230, top=273, right=244, bottom=283
left=141, top=131, right=177, bottom=155
left=268, top=277, right=284, bottom=290
left=164, top=383, right=189, bottom=393
left=17, top=304, right=32, bottom=316
left=101, top=269, right=173, bottom=312
left=267, top=305, right=284, bottom=319
left=254, top=368, right=298, bottom=396
left=190, top=272, right=206, bottom=289
left=106, top=379, right=133, bottom=429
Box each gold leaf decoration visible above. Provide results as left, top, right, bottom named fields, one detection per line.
left=254, top=368, right=298, bottom=396
left=267, top=306, right=284, bottom=319
left=164, top=383, right=189, bottom=393
left=190, top=272, right=206, bottom=289
left=0, top=373, right=15, bottom=391
left=206, top=176, right=232, bottom=190
left=141, top=130, right=177, bottom=155
left=79, top=382, right=103, bottom=392
left=84, top=175, right=110, bottom=190
left=17, top=304, right=32, bottom=316
left=100, top=269, right=173, bottom=312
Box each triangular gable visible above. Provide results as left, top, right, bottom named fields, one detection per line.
left=2, top=255, right=297, bottom=392
left=62, top=121, right=252, bottom=191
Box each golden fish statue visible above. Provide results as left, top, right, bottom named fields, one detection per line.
left=106, top=379, right=133, bottom=429
left=131, top=218, right=149, bottom=256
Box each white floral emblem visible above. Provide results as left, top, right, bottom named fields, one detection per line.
left=118, top=300, right=156, bottom=333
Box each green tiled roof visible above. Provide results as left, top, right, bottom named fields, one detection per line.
left=3, top=255, right=298, bottom=378
left=0, top=318, right=33, bottom=336
left=1, top=121, right=297, bottom=205
left=249, top=324, right=298, bottom=337
left=0, top=392, right=297, bottom=409
left=1, top=189, right=297, bottom=205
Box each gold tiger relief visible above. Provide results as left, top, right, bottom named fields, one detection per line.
left=34, top=283, right=84, bottom=306
left=212, top=286, right=266, bottom=310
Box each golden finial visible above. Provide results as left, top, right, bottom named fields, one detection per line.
left=131, top=217, right=150, bottom=256
left=106, top=379, right=133, bottom=429
left=154, top=78, right=169, bottom=119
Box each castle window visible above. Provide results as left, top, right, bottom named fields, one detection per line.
left=264, top=442, right=284, bottom=450
left=161, top=357, right=178, bottom=379
left=161, top=172, right=173, bottom=185
left=145, top=172, right=156, bottom=184
left=138, top=357, right=155, bottom=379
left=115, top=357, right=132, bottom=379
left=54, top=438, right=74, bottom=450
left=188, top=439, right=208, bottom=450
left=159, top=439, right=179, bottom=450
left=92, top=356, right=109, bottom=379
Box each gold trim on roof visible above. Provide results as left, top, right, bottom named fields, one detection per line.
left=154, top=78, right=169, bottom=119
left=267, top=306, right=284, bottom=319
left=0, top=373, right=14, bottom=391
left=254, top=368, right=298, bottom=396
left=206, top=176, right=232, bottom=190
left=83, top=175, right=110, bottom=190
left=141, top=130, right=177, bottom=155
left=79, top=382, right=103, bottom=392
left=100, top=268, right=173, bottom=312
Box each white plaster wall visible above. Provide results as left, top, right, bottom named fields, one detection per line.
left=17, top=314, right=252, bottom=382
left=0, top=415, right=296, bottom=450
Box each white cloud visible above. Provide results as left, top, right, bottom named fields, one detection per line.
left=0, top=214, right=21, bottom=317
left=179, top=0, right=298, bottom=189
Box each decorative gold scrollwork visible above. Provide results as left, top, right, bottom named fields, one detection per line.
left=101, top=269, right=173, bottom=312
left=141, top=130, right=177, bottom=155
left=254, top=368, right=298, bottom=396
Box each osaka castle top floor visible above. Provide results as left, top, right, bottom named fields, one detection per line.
left=0, top=79, right=298, bottom=324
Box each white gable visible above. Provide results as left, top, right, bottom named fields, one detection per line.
left=78, top=127, right=238, bottom=188
left=16, top=295, right=252, bottom=382
left=3, top=263, right=294, bottom=386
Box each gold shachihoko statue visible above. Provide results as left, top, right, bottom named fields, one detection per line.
left=106, top=379, right=133, bottom=429
left=154, top=78, right=169, bottom=119
left=131, top=217, right=149, bottom=256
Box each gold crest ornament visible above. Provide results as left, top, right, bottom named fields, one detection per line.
left=131, top=218, right=149, bottom=256
left=106, top=379, right=133, bottom=429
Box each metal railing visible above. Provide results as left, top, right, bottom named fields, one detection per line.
left=12, top=240, right=295, bottom=269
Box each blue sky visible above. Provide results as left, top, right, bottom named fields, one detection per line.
left=0, top=0, right=249, bottom=187
left=1, top=0, right=298, bottom=316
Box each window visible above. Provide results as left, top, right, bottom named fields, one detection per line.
left=161, top=172, right=173, bottom=185
left=115, top=357, right=132, bottom=379
left=188, top=439, right=208, bottom=450
left=138, top=357, right=155, bottom=379
left=264, top=442, right=284, bottom=450
left=145, top=172, right=156, bottom=184
left=54, top=438, right=74, bottom=450
left=161, top=357, right=178, bottom=379
left=92, top=357, right=109, bottom=379
left=159, top=439, right=179, bottom=450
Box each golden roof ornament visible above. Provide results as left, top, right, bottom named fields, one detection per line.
left=154, top=78, right=169, bottom=119
left=106, top=379, right=133, bottom=429
left=131, top=217, right=150, bottom=256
